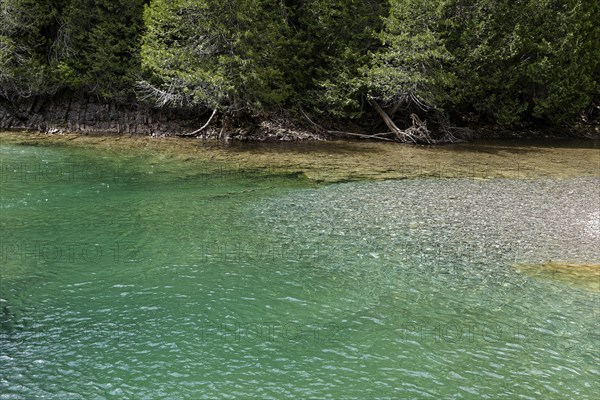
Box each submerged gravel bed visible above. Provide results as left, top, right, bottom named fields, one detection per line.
left=249, top=177, right=600, bottom=270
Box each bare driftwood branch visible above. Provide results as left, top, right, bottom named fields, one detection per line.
left=177, top=108, right=217, bottom=137
left=327, top=130, right=395, bottom=141
left=300, top=107, right=394, bottom=141
left=368, top=99, right=459, bottom=144
left=369, top=99, right=418, bottom=143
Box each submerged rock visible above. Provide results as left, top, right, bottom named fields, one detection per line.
left=515, top=262, right=600, bottom=291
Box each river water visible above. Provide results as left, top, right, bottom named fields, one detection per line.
left=0, top=137, right=599, bottom=398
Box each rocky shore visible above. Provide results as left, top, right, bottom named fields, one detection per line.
left=0, top=94, right=325, bottom=141
left=2, top=95, right=598, bottom=142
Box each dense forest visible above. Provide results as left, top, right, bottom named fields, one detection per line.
left=1, top=0, right=598, bottom=141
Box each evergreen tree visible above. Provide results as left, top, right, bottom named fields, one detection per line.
left=54, top=0, right=146, bottom=100
left=140, top=0, right=292, bottom=116
left=447, top=0, right=600, bottom=126
left=1, top=0, right=597, bottom=132
left=292, top=0, right=386, bottom=117
left=365, top=0, right=455, bottom=114
left=0, top=0, right=63, bottom=99
left=0, top=0, right=145, bottom=101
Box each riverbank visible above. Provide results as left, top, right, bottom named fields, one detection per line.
left=2, top=96, right=598, bottom=142
left=1, top=131, right=598, bottom=183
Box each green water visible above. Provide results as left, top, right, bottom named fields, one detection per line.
left=1, top=143, right=599, bottom=399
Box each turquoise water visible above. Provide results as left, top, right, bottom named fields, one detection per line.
left=1, top=143, right=599, bottom=399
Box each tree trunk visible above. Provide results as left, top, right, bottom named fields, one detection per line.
left=369, top=99, right=418, bottom=143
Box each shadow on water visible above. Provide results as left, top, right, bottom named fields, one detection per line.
left=218, top=138, right=600, bottom=156
left=447, top=138, right=600, bottom=155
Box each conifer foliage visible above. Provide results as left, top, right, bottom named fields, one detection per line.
left=0, top=0, right=598, bottom=133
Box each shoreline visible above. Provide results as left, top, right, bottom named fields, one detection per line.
left=2, top=96, right=598, bottom=143
left=2, top=130, right=598, bottom=183
left=2, top=121, right=598, bottom=143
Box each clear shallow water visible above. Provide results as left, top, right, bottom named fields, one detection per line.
left=0, top=143, right=599, bottom=399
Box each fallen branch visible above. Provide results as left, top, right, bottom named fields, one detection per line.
left=368, top=99, right=459, bottom=144
left=369, top=99, right=418, bottom=143
left=300, top=107, right=394, bottom=141
left=326, top=130, right=395, bottom=141
left=177, top=108, right=217, bottom=137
